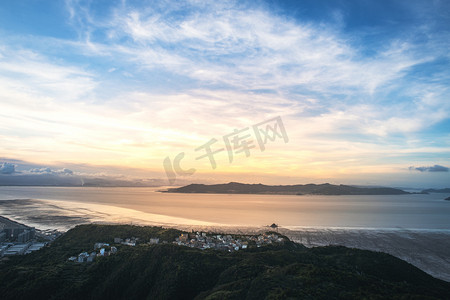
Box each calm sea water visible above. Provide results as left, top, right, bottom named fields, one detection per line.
left=0, top=186, right=449, bottom=230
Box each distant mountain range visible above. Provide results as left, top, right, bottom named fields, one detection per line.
left=0, top=174, right=166, bottom=187
left=167, top=182, right=410, bottom=195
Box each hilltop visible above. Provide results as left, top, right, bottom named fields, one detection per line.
left=166, top=182, right=409, bottom=195
left=0, top=224, right=449, bottom=299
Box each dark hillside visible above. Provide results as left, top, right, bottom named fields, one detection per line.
left=0, top=224, right=448, bottom=299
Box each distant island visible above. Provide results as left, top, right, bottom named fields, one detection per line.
left=421, top=188, right=450, bottom=193
left=166, top=182, right=410, bottom=195
left=445, top=197, right=450, bottom=201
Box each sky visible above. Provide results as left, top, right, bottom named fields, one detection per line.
left=0, top=0, right=449, bottom=188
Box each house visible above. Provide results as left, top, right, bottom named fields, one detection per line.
left=122, top=239, right=136, bottom=246
left=149, top=238, right=160, bottom=244
left=3, top=243, right=30, bottom=256
left=94, top=242, right=109, bottom=249
left=78, top=252, right=89, bottom=263
left=25, top=242, right=46, bottom=254
left=87, top=252, right=96, bottom=262
left=179, top=233, right=189, bottom=242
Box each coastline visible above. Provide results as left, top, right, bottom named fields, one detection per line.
left=1, top=197, right=449, bottom=282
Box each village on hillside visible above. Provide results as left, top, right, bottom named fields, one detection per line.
left=70, top=231, right=285, bottom=263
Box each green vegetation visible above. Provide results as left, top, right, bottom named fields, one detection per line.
left=1, top=224, right=449, bottom=299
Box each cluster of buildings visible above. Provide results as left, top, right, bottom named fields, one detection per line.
left=113, top=236, right=162, bottom=246
left=67, top=232, right=285, bottom=263
left=69, top=242, right=117, bottom=263
left=0, top=228, right=36, bottom=243
left=251, top=233, right=285, bottom=247
left=37, top=228, right=62, bottom=241
left=1, top=242, right=47, bottom=257
left=0, top=216, right=46, bottom=257
left=174, top=232, right=284, bottom=251
left=0, top=216, right=36, bottom=243
left=69, top=235, right=146, bottom=263
left=114, top=237, right=139, bottom=246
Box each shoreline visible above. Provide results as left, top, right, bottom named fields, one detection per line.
left=1, top=197, right=449, bottom=282
left=1, top=197, right=449, bottom=233
left=2, top=215, right=450, bottom=282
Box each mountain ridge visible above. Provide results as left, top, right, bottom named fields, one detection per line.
left=167, top=182, right=410, bottom=195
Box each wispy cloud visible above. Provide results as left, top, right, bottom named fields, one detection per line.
left=60, top=0, right=450, bottom=137
left=103, top=2, right=425, bottom=94
left=0, top=46, right=96, bottom=102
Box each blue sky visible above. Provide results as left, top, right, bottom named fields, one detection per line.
left=0, top=0, right=449, bottom=187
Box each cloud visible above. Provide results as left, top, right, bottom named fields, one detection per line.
left=61, top=168, right=74, bottom=175
left=409, top=165, right=449, bottom=172
left=0, top=1, right=449, bottom=187
left=57, top=0, right=450, bottom=137
left=29, top=167, right=52, bottom=174
left=103, top=2, right=423, bottom=94
left=28, top=167, right=74, bottom=175
left=0, top=46, right=96, bottom=103
left=0, top=162, right=16, bottom=174
left=0, top=160, right=169, bottom=186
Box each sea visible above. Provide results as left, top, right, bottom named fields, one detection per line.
left=1, top=186, right=450, bottom=281
left=0, top=186, right=448, bottom=231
